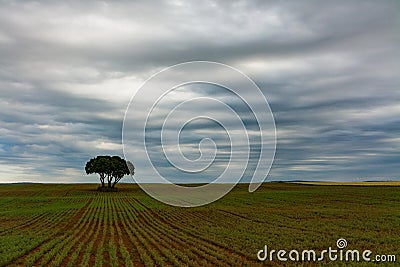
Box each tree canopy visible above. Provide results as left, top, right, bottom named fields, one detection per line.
left=85, top=155, right=134, bottom=189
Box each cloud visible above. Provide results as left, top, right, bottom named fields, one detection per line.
left=0, top=0, right=399, bottom=183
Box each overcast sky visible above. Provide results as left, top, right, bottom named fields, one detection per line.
left=0, top=0, right=399, bottom=183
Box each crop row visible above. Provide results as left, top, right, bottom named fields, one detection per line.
left=7, top=193, right=264, bottom=266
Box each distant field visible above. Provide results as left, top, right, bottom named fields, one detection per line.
left=293, top=181, right=400, bottom=186
left=0, top=183, right=399, bottom=266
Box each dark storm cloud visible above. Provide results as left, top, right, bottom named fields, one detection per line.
left=0, top=82, right=124, bottom=182
left=0, top=0, right=399, bottom=182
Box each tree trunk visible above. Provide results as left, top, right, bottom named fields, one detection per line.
left=112, top=177, right=123, bottom=188
left=99, top=174, right=105, bottom=187
left=106, top=175, right=111, bottom=188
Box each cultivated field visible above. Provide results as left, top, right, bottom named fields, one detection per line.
left=293, top=181, right=400, bottom=186
left=0, top=183, right=398, bottom=266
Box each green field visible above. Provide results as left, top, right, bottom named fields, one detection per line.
left=0, top=183, right=398, bottom=266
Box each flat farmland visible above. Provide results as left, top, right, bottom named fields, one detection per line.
left=0, top=183, right=399, bottom=266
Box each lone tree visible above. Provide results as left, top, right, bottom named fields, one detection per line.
left=85, top=155, right=134, bottom=190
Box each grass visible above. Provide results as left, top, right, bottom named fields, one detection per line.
left=0, top=183, right=399, bottom=266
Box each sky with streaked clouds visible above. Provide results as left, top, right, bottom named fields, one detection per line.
left=0, top=0, right=399, bottom=183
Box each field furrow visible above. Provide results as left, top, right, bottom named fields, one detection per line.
left=8, top=198, right=93, bottom=266
left=117, top=197, right=173, bottom=266
left=131, top=198, right=258, bottom=266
